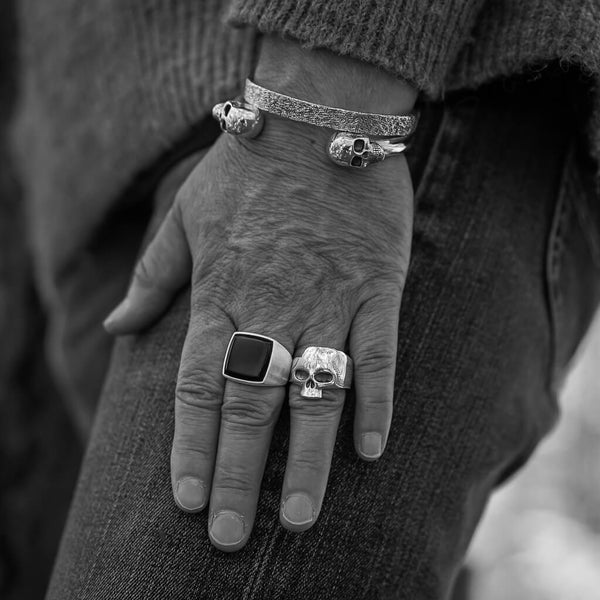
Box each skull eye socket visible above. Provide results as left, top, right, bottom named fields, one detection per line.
left=350, top=156, right=363, bottom=168
left=353, top=139, right=365, bottom=153
left=294, top=368, right=310, bottom=381
left=223, top=103, right=232, bottom=116
left=314, top=370, right=334, bottom=384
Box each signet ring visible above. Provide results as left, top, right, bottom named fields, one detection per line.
left=222, top=332, right=292, bottom=387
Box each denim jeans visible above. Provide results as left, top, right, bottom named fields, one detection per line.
left=45, top=73, right=600, bottom=599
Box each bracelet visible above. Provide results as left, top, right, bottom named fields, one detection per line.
left=244, top=79, right=417, bottom=138
left=212, top=79, right=418, bottom=169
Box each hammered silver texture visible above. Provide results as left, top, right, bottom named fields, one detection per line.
left=245, top=79, right=418, bottom=138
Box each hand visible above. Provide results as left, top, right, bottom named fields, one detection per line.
left=104, top=37, right=417, bottom=552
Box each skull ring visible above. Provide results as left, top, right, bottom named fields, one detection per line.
left=212, top=99, right=264, bottom=138
left=289, top=346, right=353, bottom=398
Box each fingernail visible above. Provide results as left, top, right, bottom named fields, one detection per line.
left=175, top=477, right=206, bottom=511
left=103, top=298, right=130, bottom=330
left=209, top=511, right=245, bottom=545
left=360, top=432, right=382, bottom=458
left=282, top=494, right=314, bottom=526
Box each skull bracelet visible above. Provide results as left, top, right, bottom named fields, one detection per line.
left=211, top=79, right=418, bottom=169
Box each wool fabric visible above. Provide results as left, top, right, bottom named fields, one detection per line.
left=11, top=0, right=600, bottom=303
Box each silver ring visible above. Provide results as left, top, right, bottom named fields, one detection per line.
left=327, top=132, right=408, bottom=168
left=289, top=346, right=354, bottom=398
left=222, top=332, right=292, bottom=386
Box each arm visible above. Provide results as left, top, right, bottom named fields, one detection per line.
left=104, top=34, right=416, bottom=552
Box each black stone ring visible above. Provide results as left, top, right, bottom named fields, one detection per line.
left=222, top=332, right=292, bottom=387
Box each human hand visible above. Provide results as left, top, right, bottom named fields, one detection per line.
left=104, top=37, right=417, bottom=552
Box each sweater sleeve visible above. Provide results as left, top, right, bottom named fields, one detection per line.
left=226, top=0, right=485, bottom=96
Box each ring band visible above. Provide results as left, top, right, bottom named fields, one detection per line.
left=222, top=332, right=292, bottom=387
left=289, top=346, right=354, bottom=398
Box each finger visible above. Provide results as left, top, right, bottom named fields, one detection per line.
left=208, top=382, right=285, bottom=552
left=208, top=331, right=291, bottom=552
left=280, top=328, right=348, bottom=532
left=171, top=308, right=234, bottom=514
left=103, top=206, right=191, bottom=334
left=349, top=290, right=401, bottom=461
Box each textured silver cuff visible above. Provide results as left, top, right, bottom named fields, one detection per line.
left=244, top=79, right=418, bottom=138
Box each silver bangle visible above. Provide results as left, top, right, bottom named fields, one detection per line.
left=211, top=79, right=417, bottom=169
left=244, top=78, right=417, bottom=138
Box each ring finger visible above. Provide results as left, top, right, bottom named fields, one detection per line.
left=279, top=332, right=349, bottom=532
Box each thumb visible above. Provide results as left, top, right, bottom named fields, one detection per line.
left=103, top=205, right=191, bottom=334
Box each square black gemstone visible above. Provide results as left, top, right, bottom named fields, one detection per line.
left=224, top=334, right=273, bottom=382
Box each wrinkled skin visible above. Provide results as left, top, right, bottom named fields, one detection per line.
left=104, top=116, right=414, bottom=552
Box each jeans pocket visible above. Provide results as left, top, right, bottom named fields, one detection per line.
left=546, top=139, right=600, bottom=390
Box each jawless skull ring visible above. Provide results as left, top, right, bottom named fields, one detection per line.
left=289, top=346, right=353, bottom=398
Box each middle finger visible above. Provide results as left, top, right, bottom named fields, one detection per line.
left=208, top=331, right=292, bottom=552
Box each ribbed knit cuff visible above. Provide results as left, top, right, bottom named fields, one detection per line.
left=226, top=0, right=485, bottom=96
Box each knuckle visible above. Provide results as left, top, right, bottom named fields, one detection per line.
left=221, top=393, right=278, bottom=427
left=132, top=255, right=157, bottom=289
left=171, top=443, right=212, bottom=464
left=355, top=349, right=396, bottom=376
left=176, top=378, right=222, bottom=411
left=358, top=394, right=391, bottom=410
left=214, top=466, right=256, bottom=496
left=288, top=394, right=344, bottom=414
left=288, top=446, right=325, bottom=473
left=359, top=277, right=403, bottom=306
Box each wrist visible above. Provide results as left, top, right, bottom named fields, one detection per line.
left=254, top=36, right=418, bottom=115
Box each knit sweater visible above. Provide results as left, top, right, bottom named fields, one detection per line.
left=12, top=0, right=600, bottom=304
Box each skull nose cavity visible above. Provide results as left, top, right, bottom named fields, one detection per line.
left=223, top=103, right=231, bottom=116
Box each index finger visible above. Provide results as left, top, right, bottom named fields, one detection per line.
left=171, top=306, right=234, bottom=512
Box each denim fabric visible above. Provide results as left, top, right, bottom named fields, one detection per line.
left=45, top=75, right=600, bottom=599
left=44, top=121, right=222, bottom=439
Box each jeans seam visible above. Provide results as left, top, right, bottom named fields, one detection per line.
left=571, top=163, right=600, bottom=268
left=77, top=337, right=142, bottom=595
left=412, top=106, right=449, bottom=203
left=241, top=515, right=279, bottom=599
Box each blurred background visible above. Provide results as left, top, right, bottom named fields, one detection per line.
left=1, top=1, right=599, bottom=597
left=467, top=312, right=600, bottom=600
